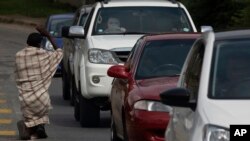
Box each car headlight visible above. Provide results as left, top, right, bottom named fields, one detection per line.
left=88, top=48, right=119, bottom=64
left=134, top=100, right=172, bottom=112
left=45, top=40, right=54, bottom=51
left=203, top=125, right=229, bottom=141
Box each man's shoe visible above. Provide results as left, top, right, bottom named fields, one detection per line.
left=36, top=124, right=48, bottom=139
left=17, top=120, right=30, bottom=140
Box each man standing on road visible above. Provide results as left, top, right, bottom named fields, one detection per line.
left=14, top=26, right=63, bottom=140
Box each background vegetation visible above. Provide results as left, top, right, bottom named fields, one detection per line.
left=0, top=0, right=76, bottom=17
left=1, top=0, right=250, bottom=31
left=181, top=0, right=250, bottom=31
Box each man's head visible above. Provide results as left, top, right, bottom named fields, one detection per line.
left=26, top=32, right=43, bottom=48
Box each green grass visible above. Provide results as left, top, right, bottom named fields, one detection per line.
left=0, top=0, right=76, bottom=17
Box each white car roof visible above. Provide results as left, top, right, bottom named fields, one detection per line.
left=97, top=0, right=184, bottom=8
left=215, top=29, right=250, bottom=40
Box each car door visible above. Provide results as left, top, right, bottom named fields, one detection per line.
left=68, top=10, right=81, bottom=74
left=74, top=7, right=95, bottom=90
left=111, top=38, right=143, bottom=137
left=167, top=40, right=205, bottom=141
left=71, top=7, right=91, bottom=73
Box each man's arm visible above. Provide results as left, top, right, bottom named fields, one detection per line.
left=35, top=25, right=59, bottom=50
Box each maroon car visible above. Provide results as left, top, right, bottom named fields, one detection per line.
left=107, top=33, right=200, bottom=141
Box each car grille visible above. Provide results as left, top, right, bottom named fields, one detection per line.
left=114, top=51, right=130, bottom=62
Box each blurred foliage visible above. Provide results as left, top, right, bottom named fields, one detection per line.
left=0, top=0, right=76, bottom=17
left=231, top=0, right=250, bottom=29
left=180, top=0, right=243, bottom=31
left=1, top=0, right=250, bottom=31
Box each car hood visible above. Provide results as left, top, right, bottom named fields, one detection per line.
left=202, top=100, right=250, bottom=127
left=90, top=35, right=143, bottom=50
left=135, top=77, right=179, bottom=101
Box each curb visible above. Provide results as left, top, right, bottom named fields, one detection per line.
left=0, top=15, right=46, bottom=27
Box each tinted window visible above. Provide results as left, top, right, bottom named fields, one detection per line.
left=183, top=42, right=204, bottom=102
left=73, top=12, right=80, bottom=25
left=83, top=7, right=95, bottom=36
left=209, top=39, right=250, bottom=99
left=93, top=7, right=193, bottom=35
left=79, top=13, right=89, bottom=26
left=135, top=39, right=195, bottom=79
left=49, top=18, right=73, bottom=37
left=125, top=38, right=143, bottom=71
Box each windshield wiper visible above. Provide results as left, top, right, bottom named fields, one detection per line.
left=166, top=74, right=180, bottom=77
left=121, top=31, right=148, bottom=35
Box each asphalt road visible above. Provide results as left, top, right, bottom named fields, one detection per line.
left=0, top=23, right=110, bottom=141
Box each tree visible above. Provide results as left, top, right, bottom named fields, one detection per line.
left=180, top=0, right=242, bottom=31
left=232, top=0, right=250, bottom=29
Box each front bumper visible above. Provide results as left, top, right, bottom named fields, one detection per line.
left=80, top=62, right=115, bottom=98
left=126, top=110, right=170, bottom=141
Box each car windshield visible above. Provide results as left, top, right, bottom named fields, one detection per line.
left=135, top=39, right=195, bottom=79
left=49, top=18, right=73, bottom=37
left=209, top=39, right=250, bottom=99
left=93, top=7, right=193, bottom=35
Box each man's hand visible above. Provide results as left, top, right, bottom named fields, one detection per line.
left=35, top=25, right=59, bottom=50
left=35, top=25, right=50, bottom=37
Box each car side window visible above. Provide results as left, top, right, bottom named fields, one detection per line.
left=125, top=38, right=143, bottom=71
left=182, top=40, right=205, bottom=102
left=73, top=11, right=80, bottom=25
left=83, top=7, right=95, bottom=37
left=79, top=13, right=89, bottom=26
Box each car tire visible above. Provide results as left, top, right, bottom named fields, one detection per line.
left=111, top=117, right=121, bottom=141
left=62, top=66, right=70, bottom=100
left=70, top=75, right=75, bottom=106
left=122, top=111, right=129, bottom=141
left=74, top=79, right=80, bottom=121
left=74, top=98, right=80, bottom=121
left=79, top=94, right=100, bottom=127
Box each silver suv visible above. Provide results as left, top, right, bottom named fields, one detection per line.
left=61, top=5, right=92, bottom=104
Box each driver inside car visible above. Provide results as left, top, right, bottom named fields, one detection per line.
left=218, top=53, right=250, bottom=97
left=104, top=17, right=126, bottom=33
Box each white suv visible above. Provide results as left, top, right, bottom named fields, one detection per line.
left=68, top=0, right=197, bottom=127
left=161, top=29, right=250, bottom=141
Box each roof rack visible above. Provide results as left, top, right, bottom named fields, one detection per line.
left=98, top=0, right=178, bottom=4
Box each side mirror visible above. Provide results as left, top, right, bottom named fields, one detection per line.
left=160, top=88, right=196, bottom=110
left=68, top=26, right=85, bottom=38
left=61, top=26, right=70, bottom=38
left=200, top=26, right=213, bottom=32
left=107, top=65, right=129, bottom=79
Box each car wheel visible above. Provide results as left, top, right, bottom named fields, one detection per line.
left=74, top=97, right=80, bottom=121
left=111, top=117, right=121, bottom=141
left=62, top=66, right=70, bottom=100
left=79, top=94, right=100, bottom=127
left=70, top=75, right=76, bottom=106
left=73, top=82, right=80, bottom=121
left=122, top=111, right=129, bottom=141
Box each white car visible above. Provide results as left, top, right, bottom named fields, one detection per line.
left=160, top=29, right=250, bottom=141
left=67, top=0, right=197, bottom=127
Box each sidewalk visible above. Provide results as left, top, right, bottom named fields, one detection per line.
left=0, top=15, right=46, bottom=27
